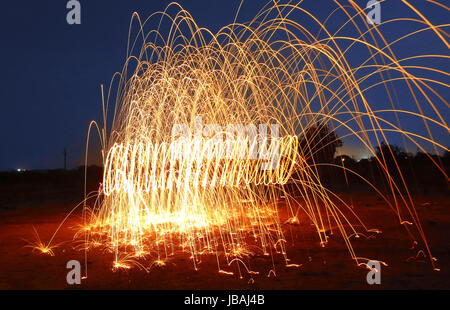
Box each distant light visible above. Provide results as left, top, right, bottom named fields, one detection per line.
left=16, top=168, right=26, bottom=172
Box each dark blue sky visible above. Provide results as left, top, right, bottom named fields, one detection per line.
left=0, top=0, right=448, bottom=171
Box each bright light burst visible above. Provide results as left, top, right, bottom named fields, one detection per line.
left=38, top=1, right=450, bottom=277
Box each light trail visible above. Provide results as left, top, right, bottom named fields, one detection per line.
left=30, top=1, right=449, bottom=277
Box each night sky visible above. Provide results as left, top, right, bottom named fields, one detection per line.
left=0, top=0, right=448, bottom=171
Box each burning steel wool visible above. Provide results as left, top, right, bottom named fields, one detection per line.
left=31, top=1, right=448, bottom=278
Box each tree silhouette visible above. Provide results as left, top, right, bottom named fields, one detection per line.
left=374, top=142, right=412, bottom=167
left=299, top=122, right=342, bottom=165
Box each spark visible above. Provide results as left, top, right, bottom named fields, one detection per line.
left=24, top=227, right=57, bottom=256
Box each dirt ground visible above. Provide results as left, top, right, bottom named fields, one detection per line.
left=0, top=192, right=449, bottom=290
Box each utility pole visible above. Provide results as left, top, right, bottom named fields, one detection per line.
left=64, top=148, right=67, bottom=171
